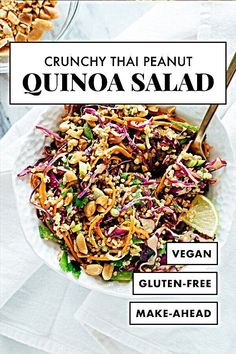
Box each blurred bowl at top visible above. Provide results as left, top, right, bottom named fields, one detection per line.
left=0, top=0, right=79, bottom=74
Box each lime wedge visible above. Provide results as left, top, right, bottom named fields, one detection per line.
left=181, top=195, right=218, bottom=238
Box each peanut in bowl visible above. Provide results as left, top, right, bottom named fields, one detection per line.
left=0, top=0, right=79, bottom=73
left=13, top=104, right=236, bottom=297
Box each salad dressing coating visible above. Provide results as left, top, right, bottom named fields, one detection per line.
left=18, top=104, right=226, bottom=281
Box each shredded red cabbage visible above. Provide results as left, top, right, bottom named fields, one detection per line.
left=36, top=126, right=64, bottom=142
left=205, top=158, right=227, bottom=171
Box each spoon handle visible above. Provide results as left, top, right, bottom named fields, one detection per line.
left=195, top=52, right=236, bottom=143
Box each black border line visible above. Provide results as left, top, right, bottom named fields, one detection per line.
left=166, top=242, right=218, bottom=266
left=9, top=41, right=227, bottom=106
left=132, top=271, right=218, bottom=296
left=129, top=301, right=218, bottom=325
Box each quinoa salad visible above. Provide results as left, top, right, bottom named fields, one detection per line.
left=18, top=104, right=226, bottom=281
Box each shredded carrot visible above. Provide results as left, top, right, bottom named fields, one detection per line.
left=134, top=227, right=149, bottom=238
left=88, top=214, right=103, bottom=247
left=88, top=255, right=110, bottom=261
left=88, top=181, right=116, bottom=246
left=62, top=232, right=83, bottom=264
left=96, top=224, right=106, bottom=240
left=104, top=115, right=126, bottom=125
left=110, top=156, right=122, bottom=162
left=107, top=145, right=132, bottom=158
left=174, top=115, right=186, bottom=122
left=124, top=116, right=146, bottom=122
left=31, top=174, right=40, bottom=189
left=53, top=196, right=63, bottom=215
left=121, top=225, right=149, bottom=239
left=122, top=215, right=135, bottom=255
left=34, top=173, right=47, bottom=208
left=106, top=180, right=116, bottom=211
left=91, top=156, right=101, bottom=167
left=125, top=175, right=133, bottom=186
left=155, top=172, right=167, bottom=197
left=119, top=142, right=133, bottom=154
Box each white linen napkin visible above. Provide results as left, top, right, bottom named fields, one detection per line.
left=0, top=110, right=44, bottom=309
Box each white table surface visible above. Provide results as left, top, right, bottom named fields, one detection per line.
left=0, top=1, right=153, bottom=353
left=0, top=1, right=154, bottom=137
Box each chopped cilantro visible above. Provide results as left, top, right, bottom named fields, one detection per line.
left=179, top=138, right=188, bottom=144
left=132, top=177, right=142, bottom=185
left=120, top=172, right=129, bottom=180
left=83, top=122, right=93, bottom=140
left=61, top=187, right=73, bottom=197
left=158, top=242, right=167, bottom=256
left=73, top=195, right=88, bottom=208
left=69, top=260, right=81, bottom=278
left=39, top=225, right=57, bottom=242
left=111, top=271, right=133, bottom=281
left=132, top=236, right=144, bottom=244
left=59, top=252, right=81, bottom=278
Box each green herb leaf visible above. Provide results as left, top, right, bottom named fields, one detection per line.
left=83, top=122, right=93, bottom=140
left=179, top=138, right=188, bottom=145
left=132, top=177, right=142, bottom=185
left=73, top=195, right=88, bottom=208
left=59, top=251, right=70, bottom=272
left=120, top=172, right=129, bottom=180
left=59, top=252, right=81, bottom=278
left=111, top=271, right=133, bottom=281
left=72, top=224, right=81, bottom=233
left=39, top=225, right=57, bottom=242
left=69, top=260, right=81, bottom=278
left=112, top=259, right=124, bottom=267
left=61, top=187, right=73, bottom=197
left=158, top=242, right=167, bottom=256
left=66, top=203, right=73, bottom=213
left=133, top=189, right=143, bottom=205
left=171, top=121, right=199, bottom=132
left=196, top=159, right=205, bottom=167
left=132, top=236, right=144, bottom=244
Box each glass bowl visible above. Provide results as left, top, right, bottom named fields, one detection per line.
left=0, top=1, right=79, bottom=74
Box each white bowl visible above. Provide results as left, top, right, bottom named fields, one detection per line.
left=13, top=105, right=236, bottom=298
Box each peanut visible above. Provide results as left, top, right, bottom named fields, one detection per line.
left=96, top=195, right=108, bottom=207
left=69, top=151, right=83, bottom=165
left=59, top=121, right=70, bottom=132
left=64, top=192, right=73, bottom=206
left=102, top=263, right=114, bottom=281
left=63, top=170, right=77, bottom=185
left=104, top=188, right=113, bottom=195
left=76, top=233, right=88, bottom=255
left=67, top=128, right=83, bottom=140
left=85, top=264, right=103, bottom=276
left=84, top=201, right=96, bottom=217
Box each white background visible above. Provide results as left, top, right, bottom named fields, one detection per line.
left=1, top=1, right=236, bottom=353
left=10, top=42, right=226, bottom=105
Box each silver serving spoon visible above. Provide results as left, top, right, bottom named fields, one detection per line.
left=190, top=52, right=236, bottom=158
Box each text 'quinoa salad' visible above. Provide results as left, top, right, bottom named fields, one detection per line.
left=18, top=104, right=226, bottom=281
